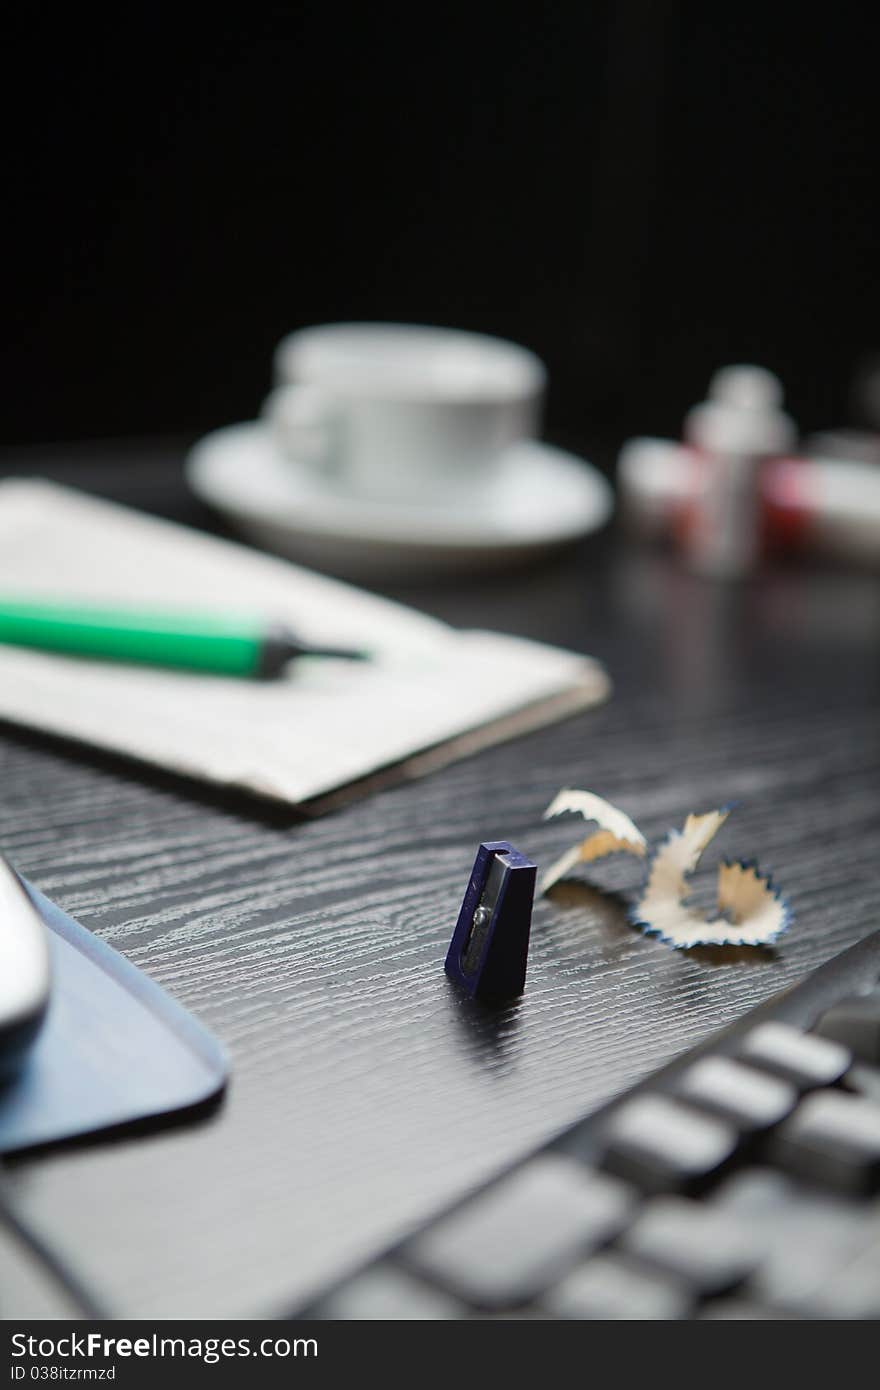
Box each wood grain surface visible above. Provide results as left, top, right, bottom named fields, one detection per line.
left=1, top=442, right=879, bottom=1318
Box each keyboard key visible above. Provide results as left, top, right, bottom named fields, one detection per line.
left=845, top=1062, right=880, bottom=1106
left=713, top=1166, right=875, bottom=1314
left=808, top=1237, right=880, bottom=1318
left=749, top=1211, right=877, bottom=1315
left=404, top=1156, right=634, bottom=1309
left=675, top=1055, right=798, bottom=1133
left=711, top=1165, right=793, bottom=1214
left=599, top=1094, right=738, bottom=1194
left=542, top=1252, right=692, bottom=1320
left=814, top=988, right=880, bottom=1065
left=698, top=1299, right=794, bottom=1319
left=770, top=1090, right=880, bottom=1195
left=621, top=1196, right=761, bottom=1295
left=738, top=1022, right=850, bottom=1090
left=316, top=1264, right=464, bottom=1318
left=473, top=1309, right=549, bottom=1320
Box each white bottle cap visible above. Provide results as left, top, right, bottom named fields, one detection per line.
left=708, top=364, right=784, bottom=411
left=685, top=364, right=796, bottom=456
left=685, top=399, right=796, bottom=455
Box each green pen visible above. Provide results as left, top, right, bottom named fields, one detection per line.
left=0, top=599, right=368, bottom=677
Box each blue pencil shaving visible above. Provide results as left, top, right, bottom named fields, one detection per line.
left=541, top=789, right=793, bottom=949
left=629, top=809, right=792, bottom=949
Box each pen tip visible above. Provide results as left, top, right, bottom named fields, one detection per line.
left=260, top=628, right=371, bottom=676
left=316, top=646, right=370, bottom=662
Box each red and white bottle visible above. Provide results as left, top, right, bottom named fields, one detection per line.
left=681, top=366, right=796, bottom=578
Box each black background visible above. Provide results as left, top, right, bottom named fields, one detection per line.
left=5, top=5, right=880, bottom=452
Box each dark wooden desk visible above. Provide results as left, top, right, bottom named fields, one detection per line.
left=1, top=440, right=879, bottom=1318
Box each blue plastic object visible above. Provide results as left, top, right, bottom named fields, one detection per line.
left=0, top=879, right=228, bottom=1154
left=444, top=841, right=536, bottom=1001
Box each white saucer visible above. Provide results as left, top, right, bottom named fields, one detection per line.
left=185, top=422, right=614, bottom=580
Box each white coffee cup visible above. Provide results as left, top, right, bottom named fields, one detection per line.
left=264, top=322, right=547, bottom=502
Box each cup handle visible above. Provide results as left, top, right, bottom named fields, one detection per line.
left=261, top=385, right=340, bottom=476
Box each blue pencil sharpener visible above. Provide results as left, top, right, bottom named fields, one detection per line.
left=444, top=841, right=536, bottom=1002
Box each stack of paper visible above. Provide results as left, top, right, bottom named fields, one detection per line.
left=0, top=480, right=609, bottom=808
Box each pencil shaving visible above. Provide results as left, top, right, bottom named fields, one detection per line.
left=540, top=789, right=647, bottom=893
left=540, top=791, right=793, bottom=948
left=631, top=808, right=791, bottom=949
